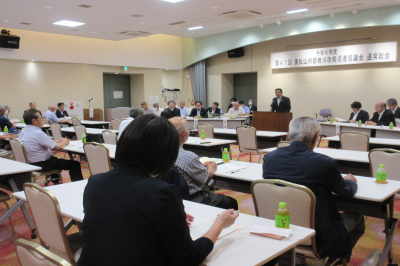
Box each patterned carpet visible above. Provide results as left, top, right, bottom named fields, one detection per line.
left=0, top=140, right=399, bottom=265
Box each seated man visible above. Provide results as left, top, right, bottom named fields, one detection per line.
left=55, top=102, right=69, bottom=118
left=19, top=109, right=84, bottom=184
left=141, top=102, right=155, bottom=115
left=118, top=108, right=143, bottom=140
left=166, top=101, right=181, bottom=117
left=0, top=104, right=18, bottom=133
left=152, top=103, right=164, bottom=117
left=227, top=98, right=237, bottom=113
left=170, top=117, right=238, bottom=210
left=43, top=105, right=71, bottom=124
left=239, top=101, right=250, bottom=114
left=365, top=101, right=395, bottom=126
left=207, top=102, right=223, bottom=117
left=179, top=101, right=190, bottom=117
left=189, top=101, right=208, bottom=118
left=263, top=117, right=364, bottom=263
left=349, top=101, right=369, bottom=123
left=188, top=101, right=196, bottom=113
left=228, top=102, right=246, bottom=116
left=386, top=98, right=400, bottom=119
left=24, top=102, right=42, bottom=116
left=248, top=99, right=257, bottom=114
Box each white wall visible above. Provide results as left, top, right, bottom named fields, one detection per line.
left=130, top=74, right=144, bottom=107
left=207, top=26, right=400, bottom=120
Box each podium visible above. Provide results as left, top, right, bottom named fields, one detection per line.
left=83, top=109, right=104, bottom=121
left=252, top=111, right=292, bottom=132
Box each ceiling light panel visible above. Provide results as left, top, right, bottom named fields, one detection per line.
left=188, top=26, right=203, bottom=30
left=53, top=20, right=85, bottom=27
left=163, top=0, right=185, bottom=3
left=286, top=8, right=309, bottom=14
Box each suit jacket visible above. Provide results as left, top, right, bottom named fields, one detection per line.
left=166, top=107, right=181, bottom=117
left=190, top=108, right=208, bottom=118
left=164, top=167, right=190, bottom=200
left=348, top=109, right=369, bottom=123
left=249, top=105, right=257, bottom=114
left=271, top=96, right=291, bottom=112
left=207, top=107, right=222, bottom=117
left=393, top=107, right=400, bottom=119
left=262, top=142, right=357, bottom=260
left=55, top=109, right=69, bottom=118
left=77, top=163, right=213, bottom=266
left=369, top=109, right=395, bottom=126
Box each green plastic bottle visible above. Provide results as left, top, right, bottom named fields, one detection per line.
left=358, top=120, right=362, bottom=126
left=82, top=134, right=86, bottom=143
left=200, top=130, right=206, bottom=140
left=222, top=148, right=230, bottom=162
left=275, top=202, right=290, bottom=229
left=389, top=122, right=394, bottom=129
left=198, top=115, right=202, bottom=119
left=230, top=115, right=232, bottom=119
left=4, top=126, right=8, bottom=133
left=21, top=118, right=24, bottom=123
left=376, top=164, right=387, bottom=184
left=330, top=117, right=334, bottom=124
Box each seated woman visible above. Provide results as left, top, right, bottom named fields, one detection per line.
left=77, top=114, right=239, bottom=266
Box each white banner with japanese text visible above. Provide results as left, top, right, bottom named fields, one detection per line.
left=271, top=42, right=397, bottom=69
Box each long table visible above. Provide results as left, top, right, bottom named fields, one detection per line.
left=60, top=127, right=119, bottom=135
left=320, top=122, right=400, bottom=139
left=0, top=158, right=41, bottom=238
left=186, top=117, right=247, bottom=130
left=61, top=118, right=111, bottom=129
left=12, top=180, right=315, bottom=266
left=324, top=136, right=400, bottom=150
left=15, top=123, right=50, bottom=129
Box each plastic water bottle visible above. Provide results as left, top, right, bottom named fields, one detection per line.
left=82, top=134, right=86, bottom=143
left=361, top=248, right=381, bottom=266
left=4, top=126, right=8, bottom=133
left=222, top=148, right=230, bottom=162
left=275, top=202, right=290, bottom=229
left=230, top=115, right=232, bottom=119
left=358, top=120, right=362, bottom=126
left=330, top=117, right=334, bottom=124
left=376, top=164, right=387, bottom=184
left=21, top=118, right=24, bottom=123
left=200, top=130, right=206, bottom=140
left=198, top=115, right=202, bottom=119
left=389, top=122, right=394, bottom=129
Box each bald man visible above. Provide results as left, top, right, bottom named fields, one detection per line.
left=169, top=117, right=238, bottom=210
left=365, top=101, right=395, bottom=126
left=43, top=105, right=71, bottom=124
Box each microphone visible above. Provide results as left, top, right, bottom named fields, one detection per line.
left=88, top=98, right=93, bottom=101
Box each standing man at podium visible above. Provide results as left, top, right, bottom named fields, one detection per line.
left=271, top=88, right=291, bottom=112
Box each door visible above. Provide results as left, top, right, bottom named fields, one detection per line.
left=233, top=73, right=257, bottom=106
left=103, top=74, right=131, bottom=109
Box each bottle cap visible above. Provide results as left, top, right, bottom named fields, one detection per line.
left=379, top=164, right=384, bottom=168
left=279, top=202, right=286, bottom=209
left=202, top=130, right=204, bottom=132
left=224, top=148, right=228, bottom=151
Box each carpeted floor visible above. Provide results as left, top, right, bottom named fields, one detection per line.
left=0, top=140, right=399, bottom=265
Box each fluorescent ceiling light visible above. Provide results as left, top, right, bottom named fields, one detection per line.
left=53, top=20, right=85, bottom=27
left=188, top=26, right=203, bottom=30
left=163, top=0, right=185, bottom=3
left=286, top=8, right=308, bottom=14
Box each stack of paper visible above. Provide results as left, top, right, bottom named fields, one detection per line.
left=190, top=219, right=242, bottom=241
left=199, top=157, right=224, bottom=164
left=334, top=117, right=348, bottom=122
left=215, top=163, right=247, bottom=174
left=249, top=224, right=292, bottom=240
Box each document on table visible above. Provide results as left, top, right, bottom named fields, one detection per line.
left=65, top=142, right=83, bottom=149
left=199, top=157, right=224, bottom=165
left=190, top=218, right=243, bottom=241
left=334, top=117, right=348, bottom=122
left=215, top=163, right=248, bottom=174
left=249, top=224, right=292, bottom=240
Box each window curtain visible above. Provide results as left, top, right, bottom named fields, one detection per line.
left=189, top=60, right=206, bottom=106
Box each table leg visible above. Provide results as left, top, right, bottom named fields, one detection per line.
left=277, top=247, right=295, bottom=266
left=385, top=200, right=395, bottom=265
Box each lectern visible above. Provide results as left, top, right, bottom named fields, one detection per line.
left=83, top=109, right=103, bottom=121
left=252, top=111, right=292, bottom=132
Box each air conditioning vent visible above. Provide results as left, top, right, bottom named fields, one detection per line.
left=169, top=21, right=186, bottom=25
left=119, top=31, right=152, bottom=37
left=131, top=14, right=144, bottom=18
left=219, top=10, right=262, bottom=20
left=78, top=4, right=92, bottom=8
left=20, top=22, right=31, bottom=25
left=255, top=16, right=287, bottom=22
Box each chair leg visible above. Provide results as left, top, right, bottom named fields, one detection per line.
left=3, top=201, right=16, bottom=236
left=237, top=152, right=242, bottom=161
left=341, top=259, right=347, bottom=266
left=58, top=172, right=63, bottom=184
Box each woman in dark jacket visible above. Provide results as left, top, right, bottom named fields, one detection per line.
left=77, top=114, right=238, bottom=266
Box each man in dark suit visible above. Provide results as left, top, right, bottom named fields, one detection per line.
left=166, top=100, right=181, bottom=117
left=248, top=99, right=257, bottom=114
left=271, top=88, right=291, bottom=112
left=348, top=101, right=369, bottom=123
left=366, top=102, right=395, bottom=126
left=190, top=101, right=208, bottom=118
left=386, top=98, right=400, bottom=119
left=226, top=98, right=237, bottom=113
left=263, top=117, right=364, bottom=263
left=24, top=102, right=42, bottom=116
left=207, top=102, right=222, bottom=117
left=55, top=102, right=69, bottom=118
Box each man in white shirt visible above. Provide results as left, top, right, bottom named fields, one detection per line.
left=366, top=102, right=395, bottom=126
left=43, top=105, right=71, bottom=124
left=141, top=102, right=155, bottom=115
left=228, top=102, right=246, bottom=116
left=118, top=108, right=143, bottom=140
left=152, top=103, right=164, bottom=116
left=179, top=101, right=190, bottom=117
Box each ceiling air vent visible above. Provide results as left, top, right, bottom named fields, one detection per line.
left=131, top=14, right=144, bottom=18
left=20, top=22, right=31, bottom=25
left=255, top=16, right=287, bottom=22
left=219, top=10, right=262, bottom=20
left=78, top=4, right=92, bottom=8
left=169, top=21, right=186, bottom=26
left=119, top=31, right=152, bottom=37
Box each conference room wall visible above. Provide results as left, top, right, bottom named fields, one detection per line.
left=130, top=74, right=144, bottom=107
left=207, top=26, right=400, bottom=119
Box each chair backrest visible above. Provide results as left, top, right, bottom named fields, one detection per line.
left=74, top=125, right=86, bottom=141
left=50, top=124, right=63, bottom=141
left=42, top=117, right=50, bottom=125
left=251, top=179, right=316, bottom=247
left=369, top=149, right=400, bottom=181
left=15, top=238, right=72, bottom=266
left=110, top=119, right=121, bottom=130
left=236, top=126, right=258, bottom=152
left=23, top=183, right=75, bottom=264
left=83, top=142, right=112, bottom=175
left=102, top=130, right=117, bottom=145
left=319, top=108, right=331, bottom=117
left=340, top=131, right=369, bottom=152
left=197, top=124, right=214, bottom=139
left=71, top=117, right=81, bottom=126
left=277, top=141, right=290, bottom=148
left=9, top=139, right=29, bottom=163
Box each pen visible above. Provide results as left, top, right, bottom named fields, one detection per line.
left=230, top=170, right=241, bottom=174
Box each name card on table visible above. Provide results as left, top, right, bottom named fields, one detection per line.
left=223, top=117, right=228, bottom=129
left=194, top=118, right=199, bottom=129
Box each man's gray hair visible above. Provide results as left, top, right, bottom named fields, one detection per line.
left=168, top=100, right=176, bottom=105
left=5, top=106, right=11, bottom=110
left=129, top=108, right=143, bottom=118
left=48, top=105, right=56, bottom=109
left=233, top=102, right=239, bottom=105
left=386, top=98, right=397, bottom=106
left=153, top=103, right=159, bottom=107
left=141, top=102, right=147, bottom=106
left=289, top=117, right=321, bottom=144
left=175, top=120, right=189, bottom=136
left=0, top=104, right=6, bottom=111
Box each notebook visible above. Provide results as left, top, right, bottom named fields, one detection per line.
left=199, top=157, right=224, bottom=165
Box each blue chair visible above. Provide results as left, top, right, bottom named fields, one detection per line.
left=314, top=109, right=332, bottom=122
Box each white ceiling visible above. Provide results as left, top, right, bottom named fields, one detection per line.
left=0, top=0, right=399, bottom=41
